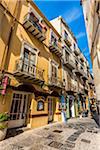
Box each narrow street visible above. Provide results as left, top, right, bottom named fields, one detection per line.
left=0, top=118, right=99, bottom=150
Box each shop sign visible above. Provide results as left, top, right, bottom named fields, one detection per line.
left=59, top=95, right=66, bottom=110
left=37, top=100, right=44, bottom=111
left=37, top=96, right=45, bottom=111
left=1, top=76, right=9, bottom=95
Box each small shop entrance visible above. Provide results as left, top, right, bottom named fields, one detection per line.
left=48, top=98, right=53, bottom=122
left=48, top=97, right=56, bottom=122
left=69, top=95, right=75, bottom=118
left=9, top=91, right=29, bottom=128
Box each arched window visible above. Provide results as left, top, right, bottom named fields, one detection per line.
left=37, top=100, right=44, bottom=111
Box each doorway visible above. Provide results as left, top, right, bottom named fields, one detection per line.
left=48, top=98, right=54, bottom=122
left=69, top=95, right=75, bottom=118
left=9, top=91, right=29, bottom=128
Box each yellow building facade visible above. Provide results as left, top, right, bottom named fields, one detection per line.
left=0, top=0, right=63, bottom=128
left=81, top=0, right=99, bottom=123
left=0, top=0, right=95, bottom=129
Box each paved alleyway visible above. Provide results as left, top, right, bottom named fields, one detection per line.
left=0, top=118, right=100, bottom=150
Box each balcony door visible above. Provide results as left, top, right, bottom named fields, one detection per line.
left=64, top=30, right=68, bottom=40
left=65, top=50, right=69, bottom=62
left=51, top=63, right=58, bottom=84
left=9, top=92, right=29, bottom=128
left=23, top=47, right=36, bottom=76
left=48, top=98, right=53, bottom=122
left=51, top=31, right=57, bottom=46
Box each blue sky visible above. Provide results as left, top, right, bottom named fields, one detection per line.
left=34, top=0, right=92, bottom=72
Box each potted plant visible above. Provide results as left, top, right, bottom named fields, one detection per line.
left=0, top=113, right=9, bottom=141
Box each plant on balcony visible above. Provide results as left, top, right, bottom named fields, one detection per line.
left=0, top=113, right=9, bottom=141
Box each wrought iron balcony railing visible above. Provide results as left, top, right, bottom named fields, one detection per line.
left=74, top=48, right=80, bottom=55
left=13, top=58, right=44, bottom=83
left=78, top=82, right=84, bottom=93
left=64, top=55, right=76, bottom=69
left=74, top=64, right=85, bottom=76
left=64, top=36, right=72, bottom=47
left=49, top=40, right=62, bottom=58
left=67, top=81, right=78, bottom=92
left=48, top=76, right=63, bottom=88
left=23, top=12, right=46, bottom=42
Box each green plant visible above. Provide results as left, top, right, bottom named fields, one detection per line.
left=0, top=113, right=9, bottom=122
left=0, top=123, right=7, bottom=129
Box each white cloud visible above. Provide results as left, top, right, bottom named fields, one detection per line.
left=64, top=7, right=82, bottom=24
left=76, top=32, right=86, bottom=39
left=84, top=52, right=90, bottom=57
left=82, top=47, right=87, bottom=53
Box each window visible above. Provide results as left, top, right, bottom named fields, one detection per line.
left=50, top=61, right=58, bottom=83
left=64, top=30, right=68, bottom=39
left=51, top=64, right=57, bottom=77
left=37, top=100, right=44, bottom=111
left=80, top=65, right=83, bottom=70
left=96, top=2, right=100, bottom=15
left=74, top=43, right=76, bottom=50
left=24, top=48, right=36, bottom=65
left=65, top=51, right=69, bottom=61
left=51, top=32, right=57, bottom=46
left=75, top=60, right=78, bottom=67
left=21, top=43, right=38, bottom=75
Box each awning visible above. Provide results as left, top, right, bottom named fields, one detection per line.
left=13, top=83, right=50, bottom=95
left=32, top=84, right=50, bottom=95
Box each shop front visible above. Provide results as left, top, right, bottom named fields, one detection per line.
left=66, top=94, right=75, bottom=118
left=5, top=83, right=49, bottom=129
left=47, top=90, right=62, bottom=123
left=8, top=91, right=30, bottom=128
left=48, top=96, right=61, bottom=123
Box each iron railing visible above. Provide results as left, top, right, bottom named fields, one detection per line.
left=24, top=12, right=46, bottom=37
left=14, top=58, right=44, bottom=81
left=48, top=76, right=63, bottom=87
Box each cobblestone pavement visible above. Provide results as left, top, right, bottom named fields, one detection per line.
left=0, top=118, right=100, bottom=150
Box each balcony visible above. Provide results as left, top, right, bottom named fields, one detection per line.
left=88, top=79, right=94, bottom=85
left=82, top=71, right=88, bottom=80
left=64, top=45, right=72, bottom=54
left=23, top=12, right=46, bottom=42
left=64, top=36, right=72, bottom=47
left=78, top=82, right=84, bottom=93
left=49, top=41, right=62, bottom=58
left=74, top=64, right=84, bottom=76
left=48, top=76, right=63, bottom=88
left=67, top=81, right=78, bottom=92
left=63, top=55, right=76, bottom=70
left=84, top=84, right=88, bottom=91
left=13, top=58, right=44, bottom=84
left=74, top=48, right=80, bottom=55
left=80, top=54, right=84, bottom=62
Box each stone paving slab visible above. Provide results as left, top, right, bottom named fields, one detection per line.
left=0, top=118, right=99, bottom=150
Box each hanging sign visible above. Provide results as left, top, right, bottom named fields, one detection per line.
left=1, top=76, right=9, bottom=95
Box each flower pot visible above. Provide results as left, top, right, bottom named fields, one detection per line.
left=0, top=121, right=8, bottom=141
